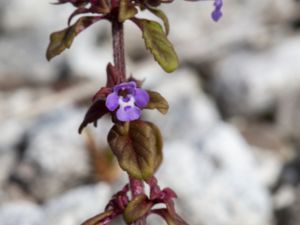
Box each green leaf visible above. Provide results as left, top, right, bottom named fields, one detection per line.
left=124, top=194, right=153, bottom=224
left=132, top=18, right=178, bottom=73
left=108, top=120, right=163, bottom=180
left=119, top=0, right=138, bottom=22
left=147, top=7, right=170, bottom=35
left=46, top=16, right=101, bottom=61
left=146, top=90, right=169, bottom=114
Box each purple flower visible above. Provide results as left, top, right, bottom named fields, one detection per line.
left=105, top=81, right=150, bottom=122
left=211, top=0, right=223, bottom=22
left=184, top=0, right=223, bottom=22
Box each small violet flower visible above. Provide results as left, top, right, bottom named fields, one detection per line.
left=211, top=0, right=223, bottom=22
left=105, top=81, right=150, bottom=122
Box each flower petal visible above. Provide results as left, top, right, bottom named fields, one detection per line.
left=116, top=106, right=141, bottom=122
left=212, top=0, right=223, bottom=22
left=113, top=81, right=136, bottom=93
left=134, top=88, right=150, bottom=108
left=106, top=92, right=119, bottom=111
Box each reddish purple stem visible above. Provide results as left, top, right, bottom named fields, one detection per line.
left=129, top=177, right=147, bottom=225
left=110, top=1, right=146, bottom=224
left=111, top=1, right=126, bottom=82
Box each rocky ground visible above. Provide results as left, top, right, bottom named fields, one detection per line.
left=1, top=0, right=300, bottom=225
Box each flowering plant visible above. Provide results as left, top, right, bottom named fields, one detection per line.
left=46, top=0, right=223, bottom=224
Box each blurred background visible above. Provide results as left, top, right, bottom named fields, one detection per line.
left=1, top=0, right=300, bottom=225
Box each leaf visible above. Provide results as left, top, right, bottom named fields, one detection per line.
left=147, top=7, right=170, bottom=35
left=124, top=194, right=153, bottom=224
left=91, top=0, right=111, bottom=14
left=145, top=90, right=169, bottom=114
left=108, top=120, right=163, bottom=180
left=81, top=210, right=114, bottom=225
left=132, top=18, right=178, bottom=73
left=78, top=100, right=108, bottom=134
left=119, top=0, right=138, bottom=22
left=152, top=209, right=189, bottom=225
left=46, top=16, right=101, bottom=61
left=68, top=7, right=90, bottom=25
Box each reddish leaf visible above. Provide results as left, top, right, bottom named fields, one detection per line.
left=79, top=100, right=108, bottom=133
left=81, top=210, right=115, bottom=225
left=152, top=208, right=189, bottom=225
left=46, top=16, right=103, bottom=61
left=106, top=63, right=122, bottom=88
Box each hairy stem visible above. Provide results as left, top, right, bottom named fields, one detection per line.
left=129, top=177, right=147, bottom=225
left=112, top=13, right=126, bottom=81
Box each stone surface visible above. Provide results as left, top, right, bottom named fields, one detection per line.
left=0, top=120, right=26, bottom=187
left=138, top=67, right=220, bottom=141
left=12, top=107, right=91, bottom=200
left=44, top=183, right=111, bottom=225
left=0, top=201, right=44, bottom=225
left=157, top=123, right=272, bottom=225
left=277, top=88, right=300, bottom=142
left=211, top=36, right=300, bottom=117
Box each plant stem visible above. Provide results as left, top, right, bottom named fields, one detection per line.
left=110, top=1, right=146, bottom=223
left=129, top=177, right=147, bottom=225
left=112, top=13, right=126, bottom=81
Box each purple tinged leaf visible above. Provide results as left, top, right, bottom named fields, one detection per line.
left=106, top=63, right=122, bottom=88
left=46, top=16, right=103, bottom=61
left=152, top=208, right=189, bottom=225
left=68, top=7, right=90, bottom=25
left=78, top=100, right=108, bottom=134
left=107, top=120, right=163, bottom=180
left=80, top=210, right=115, bottom=225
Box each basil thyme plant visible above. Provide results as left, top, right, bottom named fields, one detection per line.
left=46, top=0, right=223, bottom=224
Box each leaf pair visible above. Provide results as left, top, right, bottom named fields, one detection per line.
left=47, top=1, right=179, bottom=73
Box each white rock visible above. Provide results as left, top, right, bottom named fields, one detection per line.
left=140, top=67, right=220, bottom=141
left=157, top=123, right=272, bottom=225
left=0, top=201, right=44, bottom=225
left=0, top=120, right=26, bottom=186
left=212, top=36, right=300, bottom=116
left=44, top=183, right=111, bottom=225
left=16, top=107, right=91, bottom=200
